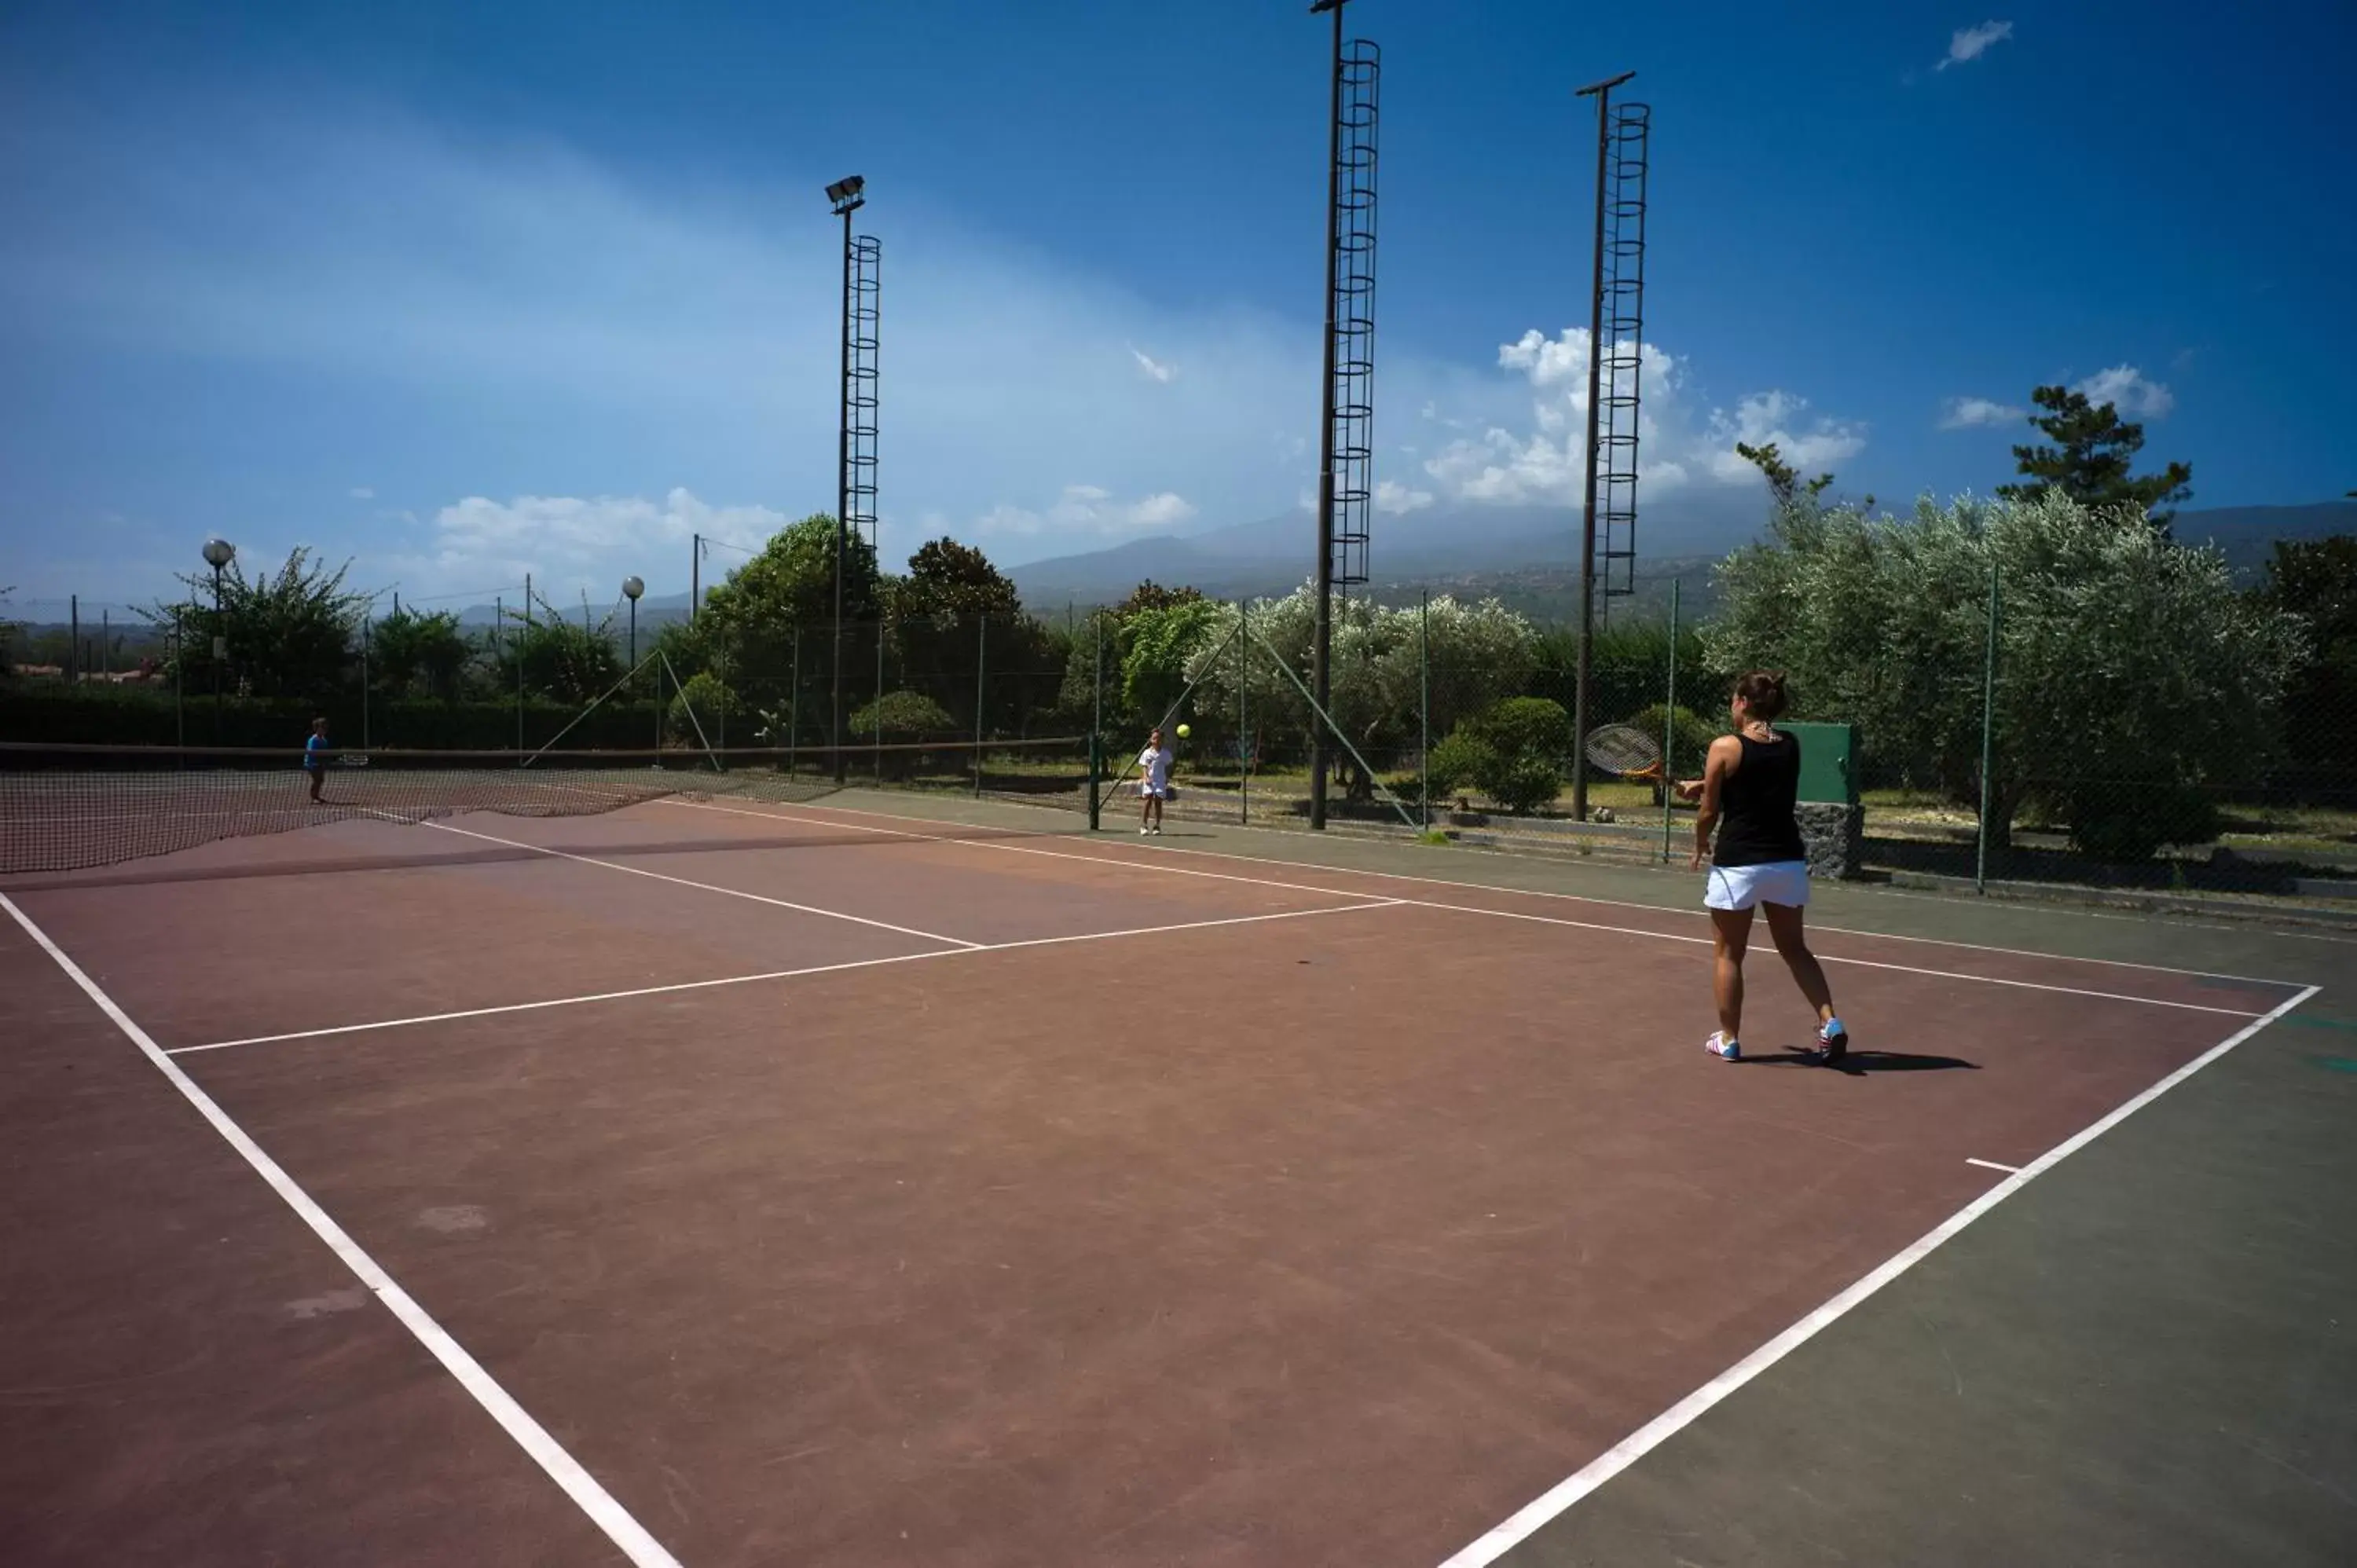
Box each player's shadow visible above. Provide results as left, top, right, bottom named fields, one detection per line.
left=1743, top=1049, right=1979, bottom=1076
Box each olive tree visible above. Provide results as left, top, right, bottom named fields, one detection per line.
left=1709, top=492, right=2304, bottom=858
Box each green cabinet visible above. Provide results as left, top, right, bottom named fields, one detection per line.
left=1780, top=721, right=1858, bottom=805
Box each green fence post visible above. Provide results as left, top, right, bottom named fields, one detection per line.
left=973, top=614, right=987, bottom=797
left=1090, top=614, right=1105, bottom=830
left=1419, top=588, right=1431, bottom=830
left=788, top=626, right=801, bottom=773
left=1976, top=562, right=2000, bottom=895
left=874, top=620, right=885, bottom=784
left=1238, top=599, right=1250, bottom=826
left=1662, top=577, right=1679, bottom=864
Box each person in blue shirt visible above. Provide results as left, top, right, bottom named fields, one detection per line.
left=304, top=716, right=328, bottom=804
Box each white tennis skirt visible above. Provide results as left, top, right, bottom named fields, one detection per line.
left=1705, top=859, right=1810, bottom=911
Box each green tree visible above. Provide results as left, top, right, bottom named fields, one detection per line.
left=494, top=592, right=623, bottom=704
left=893, top=538, right=1021, bottom=620
left=148, top=547, right=365, bottom=699
left=1735, top=441, right=1833, bottom=508
left=2256, top=533, right=2357, bottom=783
left=695, top=513, right=884, bottom=676
left=368, top=606, right=472, bottom=698
left=885, top=537, right=1049, bottom=736
left=1115, top=581, right=1204, bottom=619
left=1709, top=493, right=2304, bottom=859
left=1121, top=595, right=1225, bottom=722
left=1996, top=385, right=2192, bottom=529
left=1184, top=588, right=1537, bottom=801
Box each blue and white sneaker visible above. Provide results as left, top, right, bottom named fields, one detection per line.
left=1814, top=1018, right=1849, bottom=1064
left=1704, top=1031, right=1740, bottom=1061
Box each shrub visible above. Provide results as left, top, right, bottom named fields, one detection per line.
left=668, top=671, right=742, bottom=742
left=1465, top=695, right=1574, bottom=763
left=1484, top=754, right=1566, bottom=815
left=851, top=689, right=956, bottom=741
left=1626, top=702, right=1722, bottom=781
left=2066, top=784, right=2220, bottom=863
left=1424, top=730, right=1497, bottom=800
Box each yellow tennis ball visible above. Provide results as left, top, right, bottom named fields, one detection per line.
left=1175, top=724, right=1191, bottom=738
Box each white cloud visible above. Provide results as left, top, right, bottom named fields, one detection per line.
left=1938, top=395, right=2024, bottom=430
left=412, top=488, right=785, bottom=594
left=2077, top=364, right=2174, bottom=418
left=347, top=485, right=375, bottom=499
left=976, top=484, right=1196, bottom=539
left=1419, top=328, right=1865, bottom=507
left=0, top=86, right=1859, bottom=600
left=1936, top=20, right=2014, bottom=70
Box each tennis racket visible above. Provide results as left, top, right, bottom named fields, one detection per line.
left=1582, top=723, right=1665, bottom=784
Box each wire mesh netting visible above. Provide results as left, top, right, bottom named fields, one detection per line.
left=0, top=737, right=1093, bottom=874
left=10, top=582, right=2357, bottom=901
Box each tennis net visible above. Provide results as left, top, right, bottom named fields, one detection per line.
left=0, top=738, right=1096, bottom=873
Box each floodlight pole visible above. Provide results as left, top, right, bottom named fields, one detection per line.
left=1308, top=0, right=1352, bottom=830
left=1571, top=70, right=1633, bottom=825
left=829, top=176, right=867, bottom=786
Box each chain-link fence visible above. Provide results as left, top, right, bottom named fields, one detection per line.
left=9, top=580, right=2353, bottom=903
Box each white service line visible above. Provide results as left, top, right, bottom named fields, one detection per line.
left=166, top=897, right=1404, bottom=1054
left=747, top=794, right=2316, bottom=984
left=411, top=815, right=982, bottom=950
left=1434, top=980, right=2321, bottom=1568
left=0, top=891, right=686, bottom=1568
left=1964, top=1157, right=2022, bottom=1174
left=658, top=798, right=2275, bottom=1017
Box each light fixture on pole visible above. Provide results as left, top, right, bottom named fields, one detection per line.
left=621, top=575, right=644, bottom=669
left=827, top=174, right=867, bottom=785
left=201, top=536, right=236, bottom=738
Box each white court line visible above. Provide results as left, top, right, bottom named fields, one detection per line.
left=1435, top=980, right=2320, bottom=1568
left=1964, top=1157, right=2022, bottom=1174
left=409, top=815, right=983, bottom=951
left=0, top=891, right=686, bottom=1568
left=697, top=793, right=2308, bottom=986
left=658, top=799, right=2274, bottom=1018
left=167, top=898, right=1404, bottom=1054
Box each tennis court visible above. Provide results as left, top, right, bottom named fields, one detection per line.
left=3, top=779, right=2347, bottom=1566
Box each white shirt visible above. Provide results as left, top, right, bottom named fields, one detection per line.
left=1138, top=746, right=1171, bottom=791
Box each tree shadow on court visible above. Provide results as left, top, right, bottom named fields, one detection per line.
left=1741, top=1049, right=1980, bottom=1076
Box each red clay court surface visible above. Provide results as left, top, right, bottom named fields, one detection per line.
left=0, top=793, right=2315, bottom=1566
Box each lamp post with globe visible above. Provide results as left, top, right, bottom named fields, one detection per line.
left=622, top=575, right=650, bottom=753
left=201, top=536, right=236, bottom=740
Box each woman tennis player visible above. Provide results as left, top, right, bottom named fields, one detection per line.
left=1675, top=672, right=1848, bottom=1064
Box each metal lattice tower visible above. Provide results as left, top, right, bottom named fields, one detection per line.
left=1595, top=101, right=1650, bottom=612
left=1328, top=39, right=1380, bottom=591
left=845, top=236, right=882, bottom=557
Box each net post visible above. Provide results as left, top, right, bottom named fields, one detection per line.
left=1662, top=577, right=1678, bottom=863
left=1976, top=561, right=1999, bottom=895
left=173, top=606, right=185, bottom=752
left=1419, top=588, right=1431, bottom=830
left=789, top=625, right=801, bottom=776
left=973, top=614, right=987, bottom=797
left=874, top=617, right=885, bottom=784
left=1087, top=731, right=1102, bottom=830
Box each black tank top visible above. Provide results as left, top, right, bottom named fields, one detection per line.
left=1714, top=731, right=1806, bottom=868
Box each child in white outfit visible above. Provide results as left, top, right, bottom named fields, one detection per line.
left=1138, top=729, right=1172, bottom=835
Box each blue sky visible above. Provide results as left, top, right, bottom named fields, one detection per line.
left=3, top=0, right=2351, bottom=612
